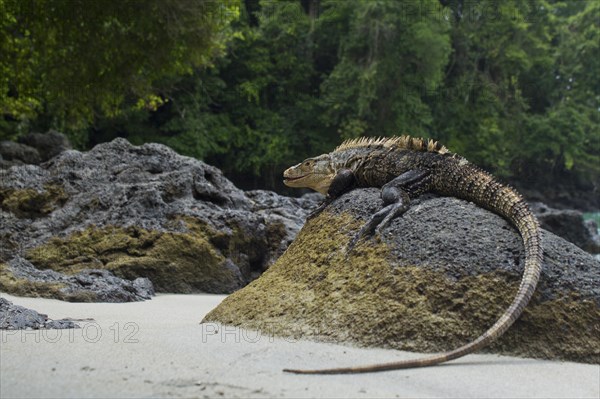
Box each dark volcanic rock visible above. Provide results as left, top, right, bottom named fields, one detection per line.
left=18, top=130, right=72, bottom=162
left=0, top=131, right=71, bottom=169
left=516, top=183, right=599, bottom=213
left=246, top=190, right=323, bottom=259
left=0, top=297, right=79, bottom=329
left=205, top=189, right=600, bottom=363
left=0, top=138, right=309, bottom=300
left=0, top=141, right=42, bottom=167
left=1, top=257, right=153, bottom=302
left=531, top=202, right=600, bottom=254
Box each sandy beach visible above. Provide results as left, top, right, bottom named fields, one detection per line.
left=1, top=293, right=598, bottom=399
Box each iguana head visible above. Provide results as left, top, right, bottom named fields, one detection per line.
left=283, top=154, right=336, bottom=195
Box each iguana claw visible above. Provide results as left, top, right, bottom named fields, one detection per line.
left=346, top=202, right=409, bottom=254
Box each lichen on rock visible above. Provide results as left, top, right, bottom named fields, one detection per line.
left=204, top=190, right=600, bottom=363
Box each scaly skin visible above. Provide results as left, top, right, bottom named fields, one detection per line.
left=282, top=136, right=543, bottom=374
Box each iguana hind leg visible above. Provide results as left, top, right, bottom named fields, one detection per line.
left=348, top=169, right=430, bottom=251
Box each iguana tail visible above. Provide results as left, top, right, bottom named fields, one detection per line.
left=284, top=163, right=543, bottom=374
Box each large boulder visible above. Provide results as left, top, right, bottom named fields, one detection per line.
left=204, top=189, right=600, bottom=363
left=0, top=139, right=310, bottom=301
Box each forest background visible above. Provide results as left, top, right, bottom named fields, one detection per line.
left=1, top=0, right=598, bottom=202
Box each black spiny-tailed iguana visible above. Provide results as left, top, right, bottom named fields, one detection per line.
left=282, top=135, right=543, bottom=374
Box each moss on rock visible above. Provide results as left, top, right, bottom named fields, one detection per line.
left=25, top=218, right=245, bottom=293
left=0, top=262, right=69, bottom=300
left=1, top=139, right=307, bottom=301
left=0, top=262, right=149, bottom=302
left=204, top=211, right=600, bottom=364
left=0, top=184, right=68, bottom=218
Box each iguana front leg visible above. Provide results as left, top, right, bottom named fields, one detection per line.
left=348, top=169, right=430, bottom=251
left=307, top=169, right=356, bottom=220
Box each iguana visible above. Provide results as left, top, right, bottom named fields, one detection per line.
left=282, top=135, right=543, bottom=374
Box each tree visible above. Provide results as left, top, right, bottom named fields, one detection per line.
left=428, top=0, right=598, bottom=189
left=518, top=0, right=599, bottom=185
left=104, top=0, right=329, bottom=184
left=320, top=0, right=452, bottom=139
left=0, top=0, right=239, bottom=141
left=428, top=0, right=556, bottom=174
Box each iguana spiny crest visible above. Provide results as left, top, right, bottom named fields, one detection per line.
left=284, top=135, right=450, bottom=195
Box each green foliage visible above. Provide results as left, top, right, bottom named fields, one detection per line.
left=429, top=0, right=598, bottom=186
left=514, top=0, right=600, bottom=183
left=1, top=0, right=239, bottom=139
left=430, top=0, right=553, bottom=171
left=320, top=0, right=451, bottom=139
left=1, top=0, right=598, bottom=192
left=95, top=0, right=453, bottom=179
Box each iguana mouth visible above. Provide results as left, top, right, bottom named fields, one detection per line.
left=283, top=175, right=306, bottom=182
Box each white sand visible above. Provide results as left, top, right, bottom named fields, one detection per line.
left=1, top=293, right=598, bottom=399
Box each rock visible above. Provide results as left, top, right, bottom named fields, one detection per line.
left=246, top=190, right=323, bottom=260
left=0, top=257, right=154, bottom=302
left=0, top=138, right=309, bottom=300
left=0, top=297, right=79, bottom=329
left=531, top=202, right=600, bottom=254
left=18, top=130, right=72, bottom=162
left=0, top=141, right=42, bottom=166
left=204, top=190, right=600, bottom=364
left=0, top=131, right=71, bottom=169
left=515, top=183, right=599, bottom=213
